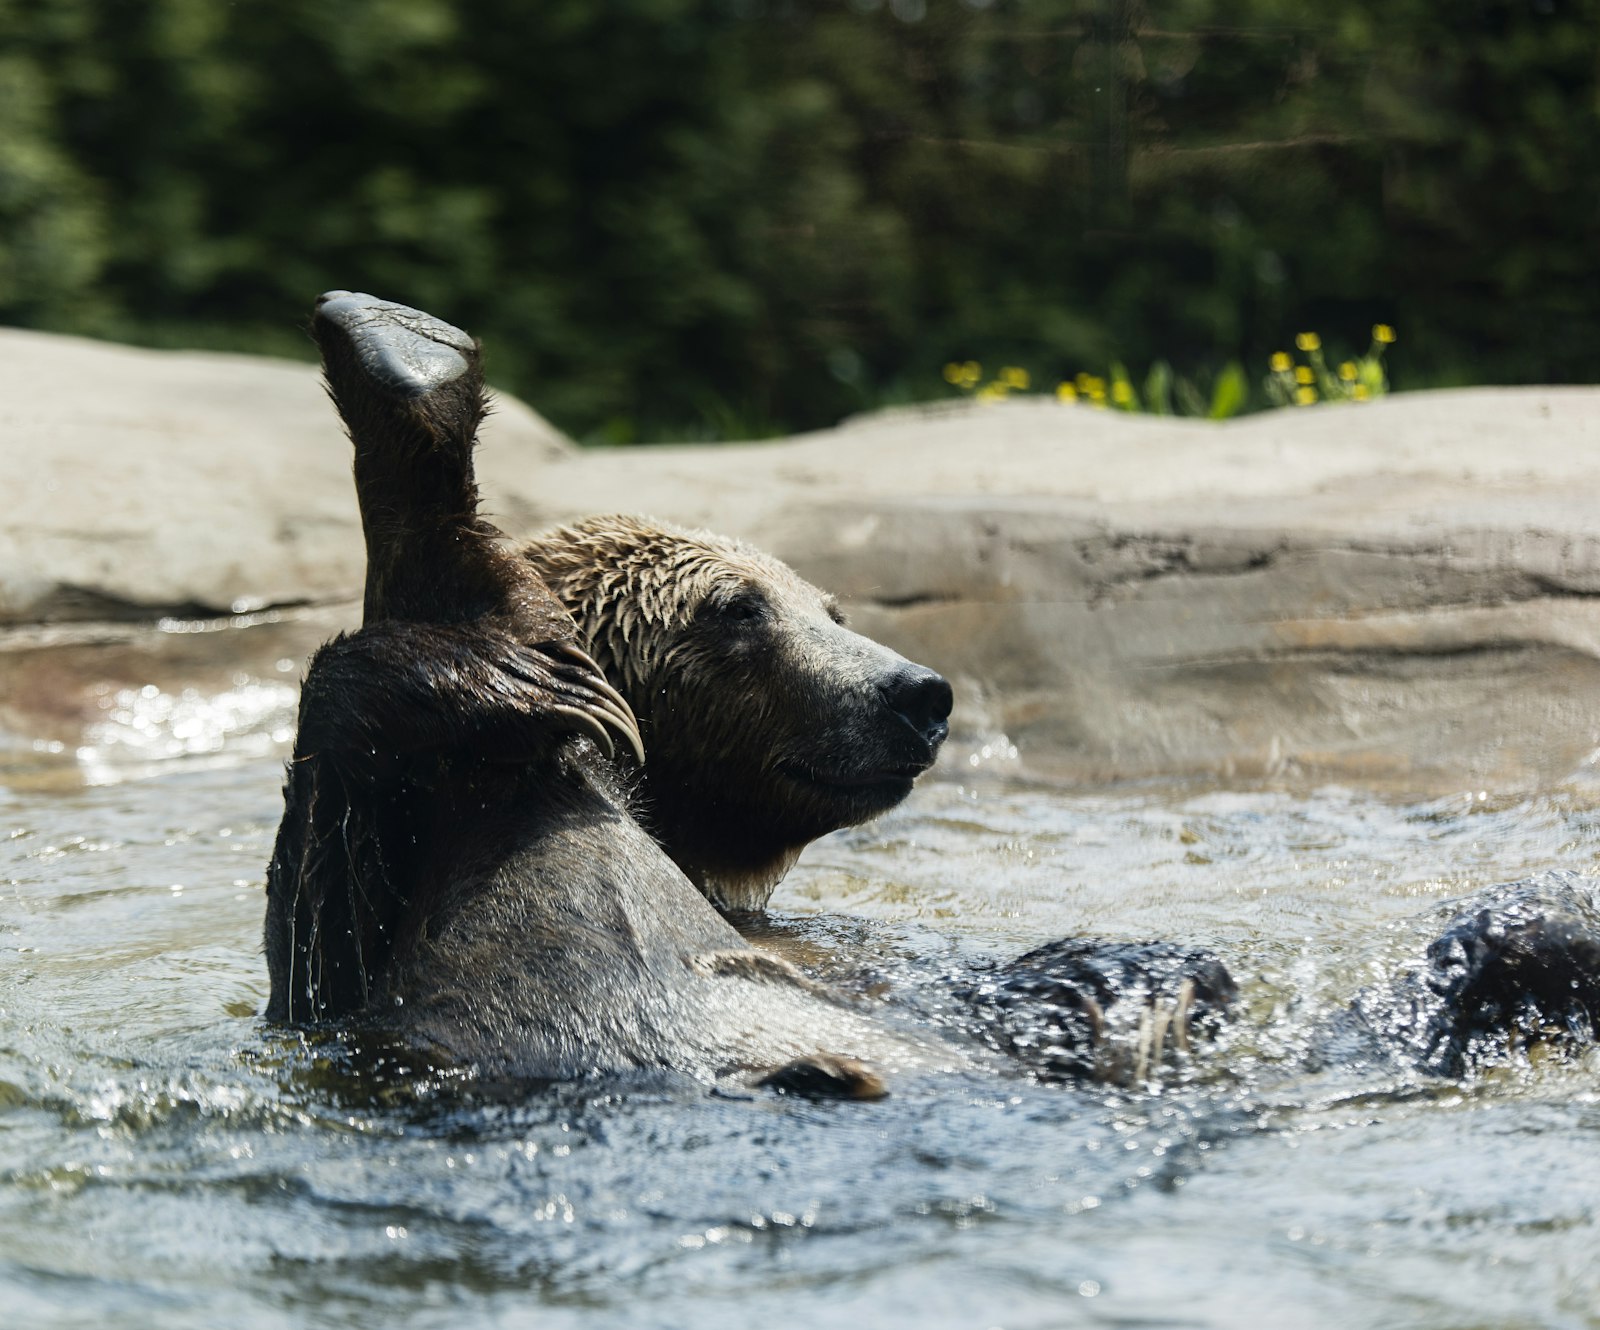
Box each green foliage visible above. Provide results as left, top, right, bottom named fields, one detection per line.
left=942, top=353, right=1253, bottom=419
left=0, top=0, right=1596, bottom=440
left=1205, top=363, right=1250, bottom=420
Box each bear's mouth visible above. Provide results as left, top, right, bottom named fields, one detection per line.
left=776, top=759, right=926, bottom=802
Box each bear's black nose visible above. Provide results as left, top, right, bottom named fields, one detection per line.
left=880, top=665, right=953, bottom=750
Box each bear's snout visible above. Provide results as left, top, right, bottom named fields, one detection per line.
left=878, top=664, right=953, bottom=753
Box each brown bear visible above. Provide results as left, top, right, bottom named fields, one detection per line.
left=261, top=290, right=958, bottom=1096
left=521, top=516, right=953, bottom=914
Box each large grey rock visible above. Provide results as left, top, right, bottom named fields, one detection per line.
left=5, top=323, right=1600, bottom=790
left=0, top=326, right=570, bottom=623
left=524, top=389, right=1600, bottom=789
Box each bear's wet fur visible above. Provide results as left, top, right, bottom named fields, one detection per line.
left=261, top=291, right=940, bottom=1095
left=522, top=516, right=952, bottom=914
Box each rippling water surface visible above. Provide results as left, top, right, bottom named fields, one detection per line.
left=4, top=697, right=1600, bottom=1330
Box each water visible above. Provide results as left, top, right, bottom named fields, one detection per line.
left=4, top=694, right=1600, bottom=1329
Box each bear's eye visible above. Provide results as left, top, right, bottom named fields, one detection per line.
left=710, top=589, right=767, bottom=624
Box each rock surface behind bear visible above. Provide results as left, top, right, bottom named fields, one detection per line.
left=6, top=324, right=1600, bottom=790
left=0, top=326, right=569, bottom=623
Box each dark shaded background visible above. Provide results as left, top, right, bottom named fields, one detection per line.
left=3, top=0, right=1597, bottom=440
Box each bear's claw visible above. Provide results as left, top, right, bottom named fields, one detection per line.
left=546, top=642, right=645, bottom=765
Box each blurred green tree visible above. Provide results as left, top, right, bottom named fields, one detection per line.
left=1, top=0, right=1596, bottom=439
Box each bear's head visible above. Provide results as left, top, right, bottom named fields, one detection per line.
left=522, top=515, right=952, bottom=913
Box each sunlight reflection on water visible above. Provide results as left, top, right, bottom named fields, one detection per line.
left=74, top=679, right=297, bottom=785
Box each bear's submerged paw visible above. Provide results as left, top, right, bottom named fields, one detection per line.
left=1372, top=871, right=1600, bottom=1076
left=962, top=939, right=1238, bottom=1086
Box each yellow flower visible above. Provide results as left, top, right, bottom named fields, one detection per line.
left=975, top=382, right=1009, bottom=403
left=1056, top=382, right=1077, bottom=403
left=1086, top=375, right=1106, bottom=396
left=1339, top=361, right=1357, bottom=381
left=1295, top=386, right=1317, bottom=406
left=1270, top=351, right=1292, bottom=373
left=1076, top=372, right=1092, bottom=392
left=1000, top=366, right=1030, bottom=391
left=1373, top=324, right=1396, bottom=344
left=1352, top=384, right=1371, bottom=401
left=1294, top=366, right=1315, bottom=385
left=1295, top=332, right=1321, bottom=352
left=942, top=362, right=963, bottom=385
left=1111, top=380, right=1133, bottom=405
